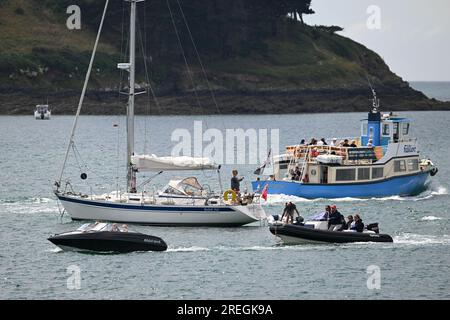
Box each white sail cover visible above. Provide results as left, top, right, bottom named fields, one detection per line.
left=131, top=154, right=219, bottom=171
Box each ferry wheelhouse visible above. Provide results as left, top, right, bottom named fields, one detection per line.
left=252, top=92, right=438, bottom=199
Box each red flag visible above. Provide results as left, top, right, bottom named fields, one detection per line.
left=261, top=184, right=269, bottom=201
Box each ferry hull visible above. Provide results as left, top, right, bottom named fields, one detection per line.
left=252, top=171, right=430, bottom=199
left=57, top=195, right=263, bottom=227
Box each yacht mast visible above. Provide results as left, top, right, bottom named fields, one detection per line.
left=126, top=0, right=144, bottom=193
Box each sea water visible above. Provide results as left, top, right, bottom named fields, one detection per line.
left=0, top=108, right=449, bottom=299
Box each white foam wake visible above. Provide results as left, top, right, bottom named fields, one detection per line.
left=421, top=216, right=443, bottom=221
left=394, top=233, right=450, bottom=245
left=261, top=184, right=448, bottom=205
left=166, top=246, right=210, bottom=252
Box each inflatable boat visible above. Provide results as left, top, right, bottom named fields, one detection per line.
left=269, top=219, right=393, bottom=244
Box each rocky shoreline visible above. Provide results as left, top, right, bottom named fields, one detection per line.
left=2, top=86, right=449, bottom=115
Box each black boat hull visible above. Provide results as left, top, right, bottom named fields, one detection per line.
left=48, top=231, right=167, bottom=253
left=270, top=224, right=393, bottom=244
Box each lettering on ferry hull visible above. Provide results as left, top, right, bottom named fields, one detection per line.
left=404, top=145, right=417, bottom=153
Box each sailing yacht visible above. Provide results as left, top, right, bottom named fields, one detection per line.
left=54, top=0, right=266, bottom=226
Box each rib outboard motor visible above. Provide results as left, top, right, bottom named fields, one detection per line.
left=366, top=223, right=380, bottom=234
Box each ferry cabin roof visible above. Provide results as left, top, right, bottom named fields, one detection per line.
left=360, top=111, right=411, bottom=148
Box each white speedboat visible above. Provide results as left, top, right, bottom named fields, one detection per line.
left=35, top=104, right=51, bottom=120
left=54, top=0, right=266, bottom=227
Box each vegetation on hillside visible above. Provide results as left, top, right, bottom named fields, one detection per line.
left=0, top=0, right=447, bottom=114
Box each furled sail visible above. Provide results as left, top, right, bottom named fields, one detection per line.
left=131, top=154, right=219, bottom=171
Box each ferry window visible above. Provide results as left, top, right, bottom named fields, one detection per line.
left=336, top=169, right=356, bottom=181
left=403, top=123, right=410, bottom=135
left=408, top=159, right=419, bottom=171
left=372, top=167, right=384, bottom=179
left=382, top=124, right=390, bottom=136
left=361, top=123, right=368, bottom=136
left=358, top=168, right=370, bottom=180
left=394, top=160, right=407, bottom=172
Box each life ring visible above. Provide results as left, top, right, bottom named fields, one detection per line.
left=223, top=189, right=237, bottom=202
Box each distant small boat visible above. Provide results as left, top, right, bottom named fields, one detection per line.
left=35, top=104, right=51, bottom=120
left=48, top=222, right=168, bottom=253
left=269, top=217, right=393, bottom=244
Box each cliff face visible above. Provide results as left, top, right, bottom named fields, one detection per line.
left=0, top=0, right=448, bottom=114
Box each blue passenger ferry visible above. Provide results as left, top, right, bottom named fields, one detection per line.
left=252, top=91, right=438, bottom=199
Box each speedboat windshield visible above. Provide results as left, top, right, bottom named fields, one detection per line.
left=162, top=177, right=204, bottom=196
left=77, top=222, right=108, bottom=232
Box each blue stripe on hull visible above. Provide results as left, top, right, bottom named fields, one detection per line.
left=57, top=195, right=235, bottom=212
left=252, top=172, right=430, bottom=199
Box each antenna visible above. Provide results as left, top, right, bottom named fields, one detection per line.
left=366, top=75, right=380, bottom=113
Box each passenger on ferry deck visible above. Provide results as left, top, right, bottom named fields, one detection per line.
left=309, top=138, right=317, bottom=146
left=330, top=138, right=338, bottom=147
left=350, top=140, right=357, bottom=148
left=319, top=138, right=327, bottom=146
left=367, top=139, right=373, bottom=147
left=300, top=139, right=306, bottom=145
left=293, top=166, right=302, bottom=181
left=342, top=139, right=350, bottom=147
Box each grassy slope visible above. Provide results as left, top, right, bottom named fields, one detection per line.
left=0, top=0, right=119, bottom=89
left=0, top=1, right=447, bottom=114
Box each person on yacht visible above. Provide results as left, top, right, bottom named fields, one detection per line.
left=231, top=169, right=244, bottom=192
left=111, top=223, right=119, bottom=232
left=121, top=224, right=129, bottom=232
left=367, top=139, right=373, bottom=147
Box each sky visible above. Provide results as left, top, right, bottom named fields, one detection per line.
left=305, top=0, right=450, bottom=81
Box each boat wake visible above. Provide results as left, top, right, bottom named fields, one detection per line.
left=421, top=216, right=444, bottom=221
left=0, top=197, right=59, bottom=215
left=262, top=184, right=448, bottom=205
left=393, top=233, right=450, bottom=246
left=166, top=246, right=210, bottom=253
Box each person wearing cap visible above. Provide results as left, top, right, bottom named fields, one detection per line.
left=328, top=204, right=345, bottom=231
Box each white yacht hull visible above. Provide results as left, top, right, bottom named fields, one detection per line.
left=57, top=194, right=265, bottom=227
